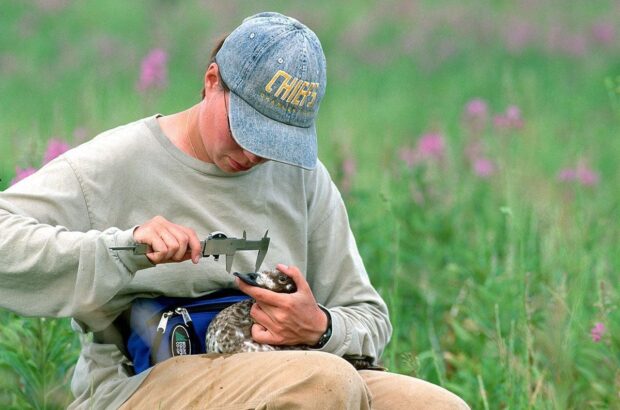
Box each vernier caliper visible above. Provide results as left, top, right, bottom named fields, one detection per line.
left=110, top=230, right=270, bottom=273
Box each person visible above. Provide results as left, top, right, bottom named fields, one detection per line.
left=0, top=12, right=469, bottom=409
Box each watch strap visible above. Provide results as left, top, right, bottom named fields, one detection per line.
left=312, top=306, right=332, bottom=349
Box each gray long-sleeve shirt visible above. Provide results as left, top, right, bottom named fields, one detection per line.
left=0, top=115, right=392, bottom=409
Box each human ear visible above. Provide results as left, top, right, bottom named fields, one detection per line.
left=203, top=63, right=223, bottom=92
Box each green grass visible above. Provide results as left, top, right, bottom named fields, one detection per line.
left=1, top=0, right=619, bottom=408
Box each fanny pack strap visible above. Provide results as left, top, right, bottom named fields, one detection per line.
left=150, top=327, right=164, bottom=366
left=92, top=309, right=132, bottom=361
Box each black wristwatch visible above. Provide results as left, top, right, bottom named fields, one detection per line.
left=312, top=306, right=332, bottom=349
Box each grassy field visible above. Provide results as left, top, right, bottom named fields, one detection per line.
left=1, top=0, right=619, bottom=408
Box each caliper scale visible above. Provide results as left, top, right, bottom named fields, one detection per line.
left=110, top=230, right=270, bottom=273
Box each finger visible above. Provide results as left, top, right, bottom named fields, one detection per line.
left=147, top=234, right=169, bottom=264
left=276, top=264, right=311, bottom=293
left=158, top=230, right=180, bottom=261
left=250, top=302, right=277, bottom=328
left=236, top=277, right=276, bottom=303
left=178, top=226, right=202, bottom=264
left=163, top=224, right=191, bottom=261
left=134, top=216, right=194, bottom=264
left=236, top=278, right=286, bottom=307
left=251, top=323, right=274, bottom=344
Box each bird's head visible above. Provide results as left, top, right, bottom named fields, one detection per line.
left=234, top=269, right=297, bottom=294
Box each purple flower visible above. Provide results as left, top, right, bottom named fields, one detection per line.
left=557, top=161, right=600, bottom=186
left=505, top=106, right=521, bottom=122
left=137, top=48, right=168, bottom=92
left=472, top=157, right=495, bottom=178
left=557, top=168, right=577, bottom=182
left=10, top=167, right=37, bottom=186
left=416, top=133, right=445, bottom=160
left=465, top=99, right=488, bottom=120
left=494, top=105, right=524, bottom=130
left=340, top=156, right=357, bottom=194
left=493, top=116, right=509, bottom=129
left=343, top=157, right=356, bottom=177
left=43, top=138, right=71, bottom=164
left=546, top=25, right=588, bottom=57
left=591, top=22, right=616, bottom=46
left=576, top=162, right=600, bottom=186
left=590, top=322, right=606, bottom=342
left=399, top=133, right=446, bottom=169
left=505, top=20, right=535, bottom=52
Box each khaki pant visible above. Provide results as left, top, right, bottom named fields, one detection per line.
left=121, top=351, right=469, bottom=410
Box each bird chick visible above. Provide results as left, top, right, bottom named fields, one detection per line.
left=205, top=269, right=299, bottom=354
left=205, top=269, right=382, bottom=370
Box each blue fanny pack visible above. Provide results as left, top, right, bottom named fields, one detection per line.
left=126, top=289, right=250, bottom=374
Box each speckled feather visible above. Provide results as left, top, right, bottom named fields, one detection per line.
left=206, top=299, right=283, bottom=353
left=206, top=270, right=303, bottom=353
left=205, top=269, right=382, bottom=370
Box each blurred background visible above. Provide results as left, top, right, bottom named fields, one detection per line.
left=1, top=0, right=619, bottom=408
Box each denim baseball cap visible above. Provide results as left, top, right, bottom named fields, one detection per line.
left=215, top=12, right=327, bottom=170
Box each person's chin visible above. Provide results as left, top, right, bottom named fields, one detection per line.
left=227, top=157, right=250, bottom=172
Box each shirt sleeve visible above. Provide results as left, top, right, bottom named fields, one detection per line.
left=0, top=156, right=153, bottom=327
left=304, top=163, right=392, bottom=362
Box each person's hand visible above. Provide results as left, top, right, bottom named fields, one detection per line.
left=133, top=215, right=202, bottom=265
left=236, top=264, right=328, bottom=346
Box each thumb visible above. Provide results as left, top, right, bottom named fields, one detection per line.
left=276, top=264, right=310, bottom=293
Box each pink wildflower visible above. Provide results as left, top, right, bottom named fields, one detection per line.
left=465, top=99, right=488, bottom=120
left=547, top=26, right=588, bottom=57
left=493, top=116, right=509, bottom=129
left=399, top=133, right=446, bottom=169
left=463, top=98, right=488, bottom=135
left=590, top=22, right=616, bottom=46
left=590, top=322, right=606, bottom=342
left=11, top=167, right=37, bottom=186
left=557, top=160, right=600, bottom=186
left=505, top=20, right=535, bottom=52
left=506, top=106, right=521, bottom=122
left=137, top=48, right=168, bottom=92
left=43, top=138, right=71, bottom=164
left=494, top=105, right=524, bottom=130
left=557, top=168, right=577, bottom=182
left=575, top=161, right=600, bottom=186
left=472, top=157, right=495, bottom=178
left=416, top=133, right=445, bottom=160
left=343, top=157, right=356, bottom=177
left=340, top=156, right=357, bottom=194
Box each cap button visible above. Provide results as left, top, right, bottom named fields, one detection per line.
left=249, top=32, right=256, bottom=39
left=289, top=20, right=304, bottom=29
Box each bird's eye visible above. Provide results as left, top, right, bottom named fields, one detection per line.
left=278, top=274, right=287, bottom=283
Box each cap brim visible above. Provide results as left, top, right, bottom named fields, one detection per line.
left=228, top=92, right=317, bottom=170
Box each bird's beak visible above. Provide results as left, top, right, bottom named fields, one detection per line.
left=234, top=272, right=260, bottom=287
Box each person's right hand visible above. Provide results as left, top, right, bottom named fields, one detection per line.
left=132, top=215, right=202, bottom=265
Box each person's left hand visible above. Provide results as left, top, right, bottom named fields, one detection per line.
left=235, top=264, right=328, bottom=346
